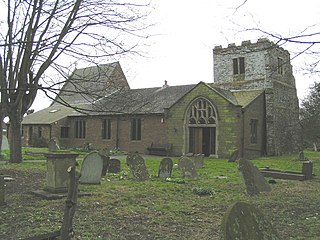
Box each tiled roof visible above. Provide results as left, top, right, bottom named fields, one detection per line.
left=52, top=62, right=129, bottom=106
left=23, top=81, right=264, bottom=124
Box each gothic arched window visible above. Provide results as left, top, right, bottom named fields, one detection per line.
left=187, top=98, right=216, bottom=125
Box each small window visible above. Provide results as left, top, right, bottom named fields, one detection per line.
left=131, top=118, right=141, bottom=140
left=250, top=119, right=258, bottom=144
left=102, top=119, right=111, bottom=139
left=277, top=57, right=283, bottom=75
left=75, top=120, right=86, bottom=138
left=233, top=57, right=245, bottom=75
left=61, top=127, right=69, bottom=138
left=38, top=127, right=42, bottom=138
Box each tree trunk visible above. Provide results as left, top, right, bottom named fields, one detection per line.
left=8, top=113, right=23, bottom=163
left=313, top=143, right=317, bottom=152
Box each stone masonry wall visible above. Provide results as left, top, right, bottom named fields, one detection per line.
left=213, top=39, right=302, bottom=156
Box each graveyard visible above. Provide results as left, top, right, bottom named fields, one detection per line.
left=1, top=149, right=320, bottom=239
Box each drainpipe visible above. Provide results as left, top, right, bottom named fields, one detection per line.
left=240, top=108, right=245, bottom=159
left=116, top=115, right=120, bottom=149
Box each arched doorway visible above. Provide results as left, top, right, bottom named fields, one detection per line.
left=186, top=98, right=217, bottom=157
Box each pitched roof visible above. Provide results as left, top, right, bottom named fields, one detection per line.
left=231, top=90, right=264, bottom=107
left=22, top=105, right=76, bottom=124
left=52, top=62, right=129, bottom=106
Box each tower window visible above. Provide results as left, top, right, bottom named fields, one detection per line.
left=233, top=57, right=245, bottom=75
left=277, top=57, right=284, bottom=75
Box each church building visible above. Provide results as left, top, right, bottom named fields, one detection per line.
left=21, top=39, right=301, bottom=158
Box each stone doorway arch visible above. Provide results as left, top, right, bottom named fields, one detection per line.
left=185, top=97, right=217, bottom=157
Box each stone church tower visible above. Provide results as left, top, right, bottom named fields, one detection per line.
left=213, top=38, right=301, bottom=156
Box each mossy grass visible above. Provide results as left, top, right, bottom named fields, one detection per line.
left=1, top=150, right=320, bottom=239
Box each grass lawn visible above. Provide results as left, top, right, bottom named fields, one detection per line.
left=1, top=150, right=320, bottom=239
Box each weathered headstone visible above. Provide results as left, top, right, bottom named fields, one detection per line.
left=221, top=201, right=280, bottom=240
left=79, top=152, right=104, bottom=184
left=0, top=176, right=5, bottom=206
left=158, top=158, right=173, bottom=178
left=48, top=138, right=60, bottom=152
left=1, top=135, right=9, bottom=150
left=193, top=154, right=204, bottom=169
left=228, top=149, right=239, bottom=162
left=302, top=160, right=313, bottom=180
left=126, top=153, right=149, bottom=181
left=107, top=159, right=121, bottom=174
left=98, top=149, right=110, bottom=176
left=238, top=158, right=271, bottom=195
left=178, top=156, right=197, bottom=179
left=298, top=151, right=306, bottom=161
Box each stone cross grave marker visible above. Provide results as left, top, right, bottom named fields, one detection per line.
left=107, top=159, right=121, bottom=174
left=238, top=158, right=271, bottom=195
left=158, top=158, right=173, bottom=178
left=178, top=156, right=197, bottom=179
left=126, top=153, right=149, bottom=181
left=221, top=201, right=280, bottom=240
left=0, top=176, right=5, bottom=206
left=79, top=152, right=104, bottom=184
left=48, top=138, right=60, bottom=152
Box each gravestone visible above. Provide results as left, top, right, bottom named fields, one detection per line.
left=98, top=149, right=110, bottom=176
left=302, top=161, right=313, bottom=180
left=0, top=176, right=5, bottom=206
left=48, top=138, right=60, bottom=152
left=1, top=135, right=9, bottom=150
left=221, top=201, right=280, bottom=240
left=228, top=149, right=239, bottom=162
left=107, top=159, right=121, bottom=174
left=238, top=158, right=271, bottom=195
left=126, top=153, right=149, bottom=181
left=178, top=156, right=197, bottom=179
left=158, top=158, right=173, bottom=178
left=298, top=151, right=306, bottom=161
left=79, top=152, right=104, bottom=184
left=193, top=154, right=204, bottom=169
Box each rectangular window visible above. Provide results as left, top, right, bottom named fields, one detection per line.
left=38, top=127, right=42, bottom=138
left=61, top=127, right=69, bottom=138
left=277, top=57, right=283, bottom=75
left=131, top=118, right=141, bottom=140
left=75, top=120, right=86, bottom=138
left=250, top=119, right=258, bottom=144
left=102, top=119, right=111, bottom=139
left=233, top=57, right=245, bottom=75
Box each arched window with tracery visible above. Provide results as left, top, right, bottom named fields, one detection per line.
left=188, top=98, right=217, bottom=126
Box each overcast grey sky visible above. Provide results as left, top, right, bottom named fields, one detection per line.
left=30, top=0, right=320, bottom=110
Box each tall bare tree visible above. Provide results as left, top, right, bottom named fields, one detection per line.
left=0, top=0, right=152, bottom=163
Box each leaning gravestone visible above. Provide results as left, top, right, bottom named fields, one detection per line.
left=79, top=152, right=104, bottom=184
left=221, top=201, right=280, bottom=240
left=193, top=154, right=204, bottom=169
left=158, top=158, right=173, bottom=178
left=98, top=150, right=110, bottom=176
left=0, top=176, right=5, bottom=206
left=48, top=138, right=60, bottom=152
left=178, top=156, right=197, bottom=179
left=238, top=158, right=271, bottom=195
left=228, top=149, right=239, bottom=162
left=107, top=159, right=121, bottom=174
left=126, top=153, right=149, bottom=181
left=1, top=135, right=9, bottom=150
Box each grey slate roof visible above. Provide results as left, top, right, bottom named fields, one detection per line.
left=23, top=75, right=264, bottom=124
left=52, top=62, right=129, bottom=106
